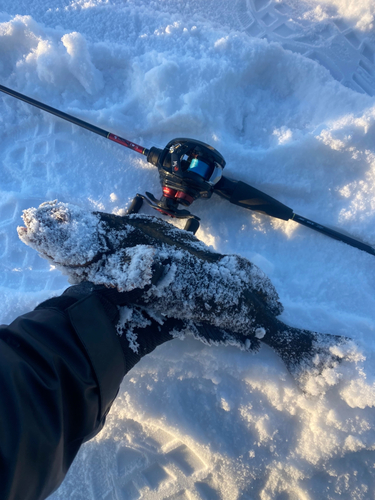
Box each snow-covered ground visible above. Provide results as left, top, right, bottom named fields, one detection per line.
left=1, top=0, right=375, bottom=498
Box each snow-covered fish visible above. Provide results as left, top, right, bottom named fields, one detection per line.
left=18, top=200, right=350, bottom=382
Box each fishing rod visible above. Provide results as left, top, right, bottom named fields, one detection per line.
left=0, top=84, right=148, bottom=156
left=1, top=83, right=374, bottom=257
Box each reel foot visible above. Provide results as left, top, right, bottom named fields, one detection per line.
left=128, top=192, right=201, bottom=233
left=127, top=195, right=144, bottom=214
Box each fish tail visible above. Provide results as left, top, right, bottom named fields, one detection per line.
left=261, top=318, right=350, bottom=379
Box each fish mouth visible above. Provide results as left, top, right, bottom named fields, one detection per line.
left=17, top=212, right=36, bottom=239
left=17, top=225, right=28, bottom=237
left=16, top=219, right=62, bottom=265
left=17, top=218, right=33, bottom=240
left=17, top=216, right=53, bottom=260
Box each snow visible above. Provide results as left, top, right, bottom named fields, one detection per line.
left=1, top=0, right=375, bottom=498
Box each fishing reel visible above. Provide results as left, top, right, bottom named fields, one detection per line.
left=127, top=138, right=226, bottom=233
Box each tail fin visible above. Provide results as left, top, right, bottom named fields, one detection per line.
left=261, top=319, right=350, bottom=382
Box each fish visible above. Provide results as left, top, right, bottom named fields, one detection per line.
left=18, top=200, right=351, bottom=385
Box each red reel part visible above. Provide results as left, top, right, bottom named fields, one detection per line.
left=162, top=187, right=194, bottom=206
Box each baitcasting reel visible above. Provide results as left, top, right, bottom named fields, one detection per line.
left=127, top=138, right=226, bottom=233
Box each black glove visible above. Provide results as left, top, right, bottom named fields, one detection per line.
left=36, top=280, right=182, bottom=372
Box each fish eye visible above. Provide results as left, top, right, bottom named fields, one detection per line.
left=53, top=211, right=70, bottom=224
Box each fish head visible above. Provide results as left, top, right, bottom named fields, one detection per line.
left=17, top=200, right=104, bottom=266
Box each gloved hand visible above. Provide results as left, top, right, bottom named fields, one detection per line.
left=36, top=280, right=182, bottom=372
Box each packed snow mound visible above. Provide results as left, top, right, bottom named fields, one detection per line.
left=0, top=15, right=103, bottom=95
left=300, top=0, right=375, bottom=32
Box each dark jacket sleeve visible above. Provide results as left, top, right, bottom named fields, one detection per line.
left=0, top=295, right=126, bottom=500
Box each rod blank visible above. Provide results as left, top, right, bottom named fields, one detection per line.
left=292, top=213, right=375, bottom=256
left=0, top=84, right=149, bottom=156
